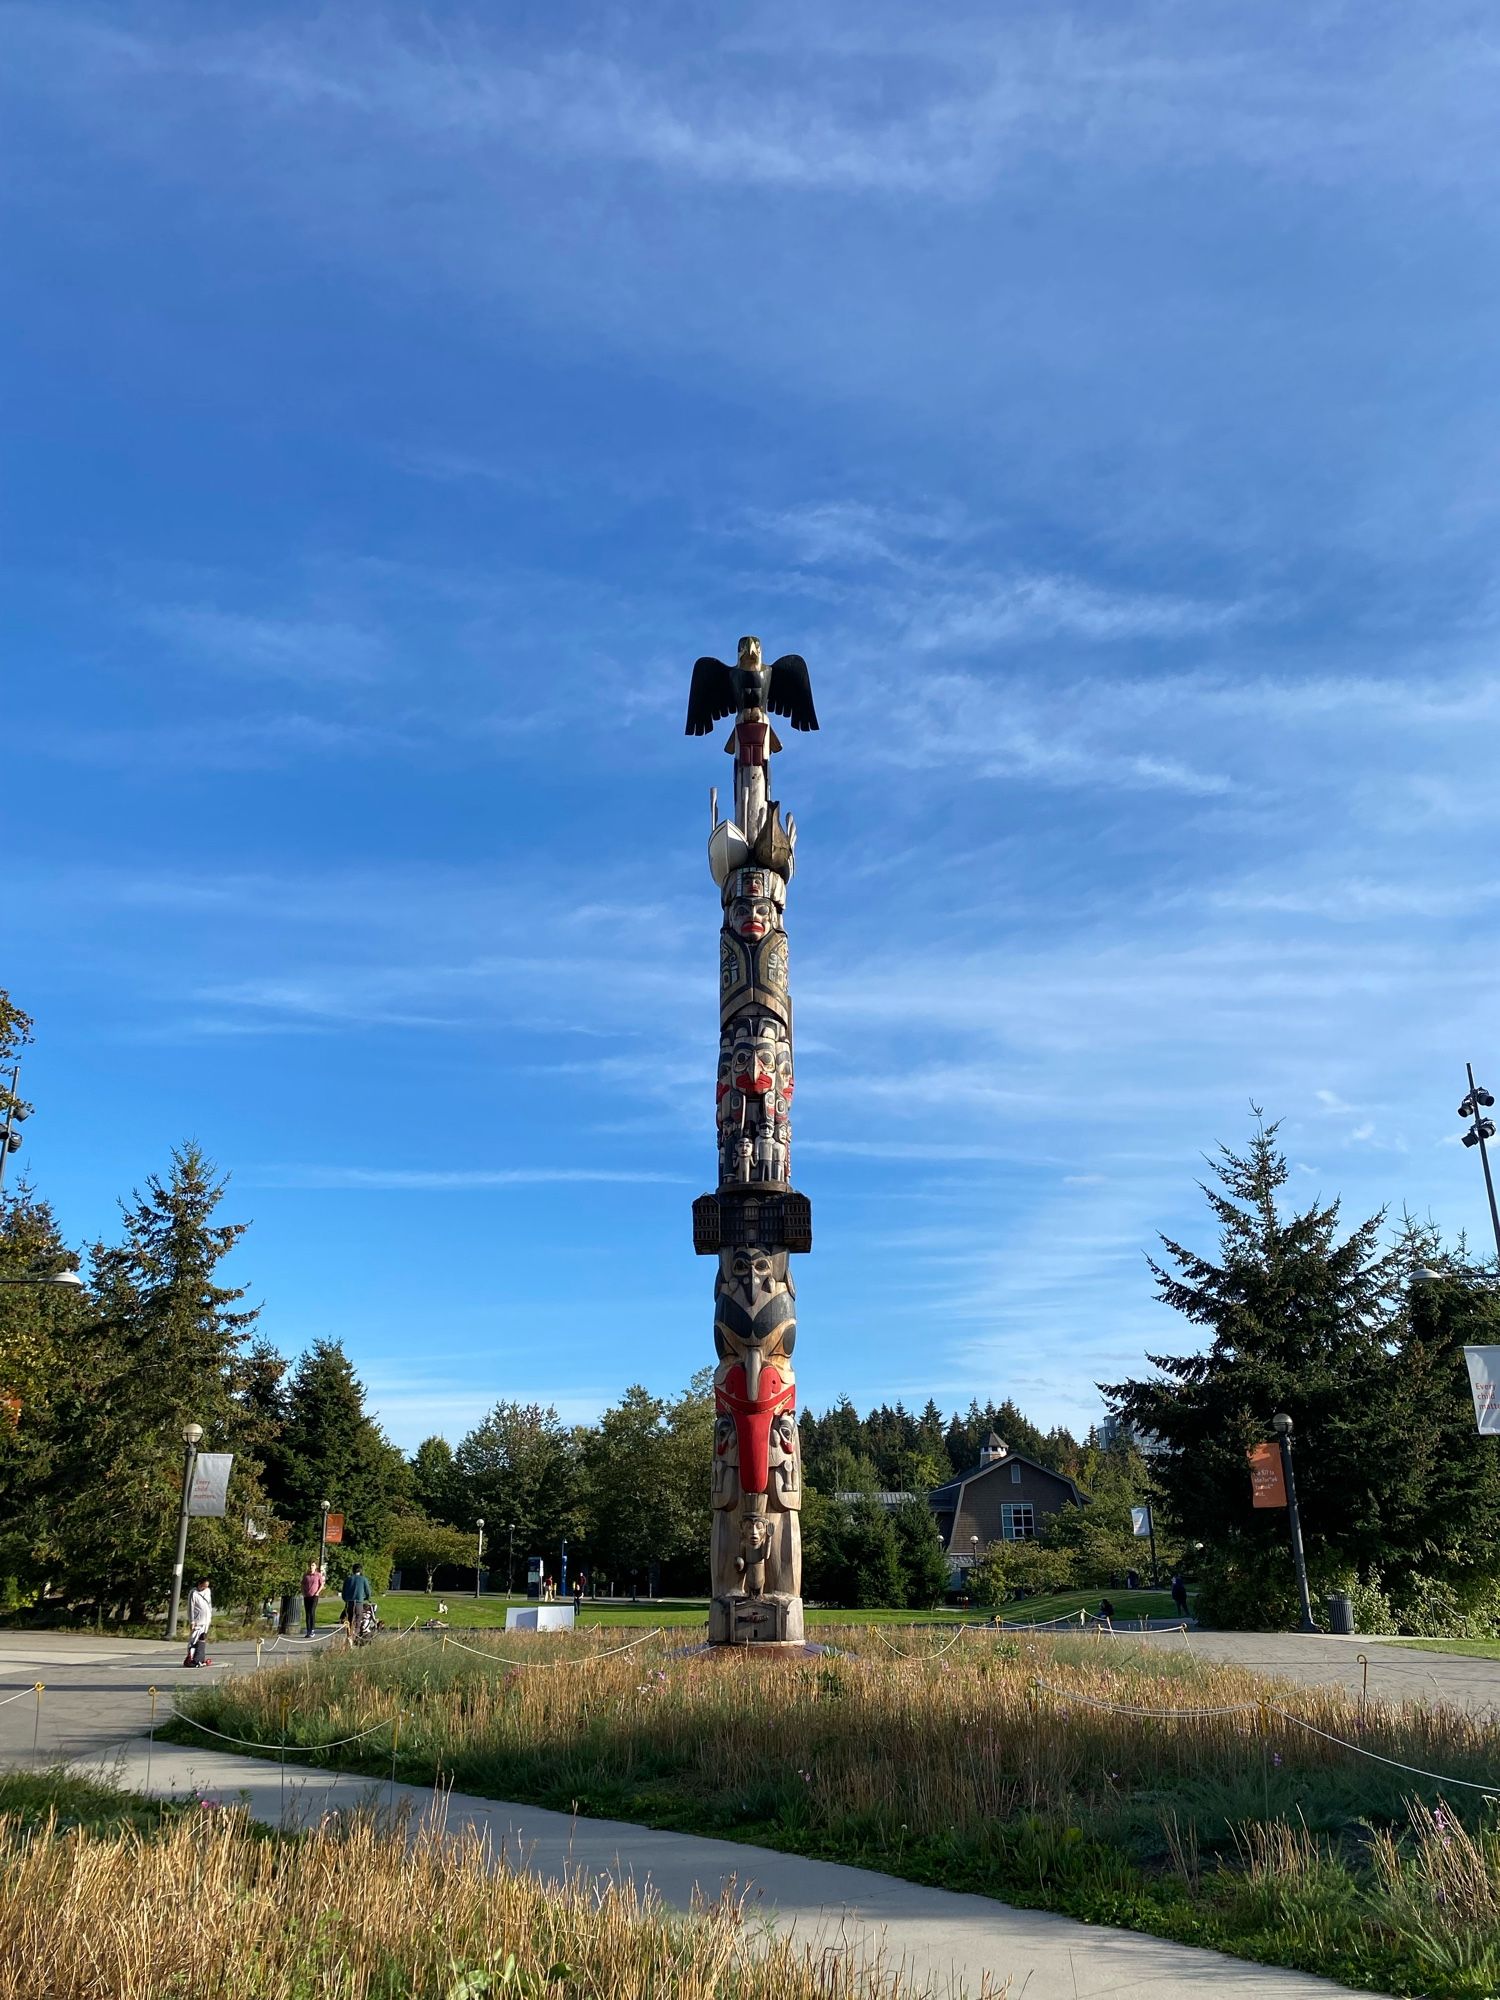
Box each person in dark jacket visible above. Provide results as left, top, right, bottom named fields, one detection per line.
left=340, top=1565, right=372, bottom=1630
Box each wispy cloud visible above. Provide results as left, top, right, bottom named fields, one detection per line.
left=135, top=603, right=387, bottom=684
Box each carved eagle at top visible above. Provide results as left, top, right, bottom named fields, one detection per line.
left=685, top=636, right=819, bottom=737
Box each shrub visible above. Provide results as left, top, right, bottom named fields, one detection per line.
left=972, top=1540, right=1076, bottom=1604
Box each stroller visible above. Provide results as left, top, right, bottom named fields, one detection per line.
left=351, top=1601, right=380, bottom=1646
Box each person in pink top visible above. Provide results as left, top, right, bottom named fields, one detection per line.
left=301, top=1562, right=325, bottom=1638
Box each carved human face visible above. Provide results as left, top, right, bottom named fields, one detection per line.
left=729, top=896, right=778, bottom=941
left=714, top=1414, right=738, bottom=1460
left=772, top=1411, right=798, bottom=1453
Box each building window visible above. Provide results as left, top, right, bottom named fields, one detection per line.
left=1010, top=1462, right=1022, bottom=1484
left=1001, top=1504, right=1035, bottom=1541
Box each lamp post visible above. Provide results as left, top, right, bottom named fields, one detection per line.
left=0, top=1265, right=84, bottom=1290
left=166, top=1423, right=204, bottom=1641
left=560, top=1537, right=569, bottom=1599
left=317, top=1499, right=331, bottom=1576
left=1272, top=1414, right=1316, bottom=1634
left=507, top=1521, right=516, bottom=1601
left=1458, top=1065, right=1500, bottom=1261
left=475, top=1518, right=485, bottom=1599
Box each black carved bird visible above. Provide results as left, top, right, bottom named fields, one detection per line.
left=685, top=636, right=819, bottom=736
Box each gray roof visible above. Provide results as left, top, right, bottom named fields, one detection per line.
left=928, top=1450, right=1088, bottom=1508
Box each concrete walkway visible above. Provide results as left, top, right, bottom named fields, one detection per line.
left=1103, top=1626, right=1500, bottom=1718
left=0, top=1631, right=1367, bottom=1999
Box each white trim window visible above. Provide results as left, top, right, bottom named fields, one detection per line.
left=1001, top=1503, right=1036, bottom=1541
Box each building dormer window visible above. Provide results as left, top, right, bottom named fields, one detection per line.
left=1010, top=1462, right=1021, bottom=1484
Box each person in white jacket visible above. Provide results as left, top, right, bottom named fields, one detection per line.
left=186, top=1578, right=213, bottom=1667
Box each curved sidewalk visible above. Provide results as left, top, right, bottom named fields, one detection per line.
left=0, top=1634, right=1364, bottom=1998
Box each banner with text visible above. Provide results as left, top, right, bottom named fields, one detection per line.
left=188, top=1453, right=234, bottom=1517
left=324, top=1512, right=345, bottom=1546
left=1464, top=1346, right=1500, bottom=1436
left=1131, top=1504, right=1153, bottom=1538
left=1248, top=1441, right=1287, bottom=1509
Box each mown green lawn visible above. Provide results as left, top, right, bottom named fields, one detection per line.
left=350, top=1585, right=1185, bottom=1632
left=1388, top=1637, right=1500, bottom=1660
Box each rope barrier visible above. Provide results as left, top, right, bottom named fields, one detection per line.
left=1269, top=1707, right=1500, bottom=1797
left=1034, top=1676, right=1259, bottom=1720
left=168, top=1705, right=398, bottom=1753
left=1031, top=1675, right=1500, bottom=1794
left=0, top=1686, right=40, bottom=1709
left=436, top=1626, right=665, bottom=1669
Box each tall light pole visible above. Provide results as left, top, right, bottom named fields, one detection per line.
left=317, top=1499, right=331, bottom=1576
left=507, top=1521, right=515, bottom=1600
left=560, top=1536, right=569, bottom=1598
left=475, top=1518, right=485, bottom=1599
left=1458, top=1065, right=1500, bottom=1261
left=166, top=1422, right=204, bottom=1641
left=1272, top=1414, right=1315, bottom=1634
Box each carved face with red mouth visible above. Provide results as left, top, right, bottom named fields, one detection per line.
left=724, top=868, right=784, bottom=942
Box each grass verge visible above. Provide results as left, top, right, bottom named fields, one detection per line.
left=0, top=1773, right=924, bottom=1999
left=174, top=1626, right=1500, bottom=1998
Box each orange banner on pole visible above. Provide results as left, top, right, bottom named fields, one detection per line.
left=324, top=1512, right=345, bottom=1545
left=1248, top=1442, right=1287, bottom=1508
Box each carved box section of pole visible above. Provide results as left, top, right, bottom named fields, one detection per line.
left=686, top=637, right=817, bottom=1646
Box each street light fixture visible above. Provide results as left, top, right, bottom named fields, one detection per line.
left=166, top=1422, right=204, bottom=1642
left=0, top=1265, right=84, bottom=1289
left=1457, top=1064, right=1500, bottom=1261
left=475, top=1518, right=485, bottom=1600
left=317, top=1499, right=332, bottom=1577
left=1271, top=1414, right=1316, bottom=1634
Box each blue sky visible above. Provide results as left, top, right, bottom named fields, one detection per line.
left=6, top=2, right=1500, bottom=1450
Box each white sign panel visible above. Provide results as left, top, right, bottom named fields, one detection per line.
left=1464, top=1348, right=1500, bottom=1436
left=187, top=1452, right=234, bottom=1516
left=1131, top=1504, right=1153, bottom=1538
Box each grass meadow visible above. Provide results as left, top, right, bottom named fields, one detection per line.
left=0, top=1771, right=926, bottom=2000
left=176, top=1625, right=1500, bottom=1997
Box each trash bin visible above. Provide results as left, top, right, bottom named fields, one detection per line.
left=1327, top=1592, right=1354, bottom=1635
left=278, top=1591, right=297, bottom=1634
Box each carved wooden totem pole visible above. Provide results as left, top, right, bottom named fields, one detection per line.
left=686, top=637, right=817, bottom=1646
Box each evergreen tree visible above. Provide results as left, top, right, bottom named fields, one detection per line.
left=409, top=1435, right=461, bottom=1525
left=1105, top=1115, right=1399, bottom=1626
left=891, top=1497, right=951, bottom=1607
left=277, top=1340, right=406, bottom=1578
left=44, top=1145, right=282, bottom=1619
left=804, top=1497, right=905, bottom=1607
left=0, top=1184, right=88, bottom=1597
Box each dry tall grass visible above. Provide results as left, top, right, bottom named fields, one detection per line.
left=188, top=1626, right=1500, bottom=1831
left=0, top=1803, right=936, bottom=2000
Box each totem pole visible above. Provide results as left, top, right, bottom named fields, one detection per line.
left=686, top=637, right=817, bottom=1646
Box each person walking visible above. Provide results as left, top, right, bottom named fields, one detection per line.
left=185, top=1577, right=213, bottom=1668
left=301, top=1560, right=325, bottom=1638
left=1170, top=1573, right=1190, bottom=1619
left=340, top=1564, right=372, bottom=1634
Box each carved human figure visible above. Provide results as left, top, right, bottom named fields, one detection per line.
left=724, top=868, right=784, bottom=943
left=711, top=1413, right=741, bottom=1596
left=735, top=1498, right=773, bottom=1597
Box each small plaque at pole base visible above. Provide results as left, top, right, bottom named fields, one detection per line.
left=708, top=1592, right=805, bottom=1646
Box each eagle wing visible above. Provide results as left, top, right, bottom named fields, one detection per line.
left=767, top=654, right=818, bottom=732
left=686, top=656, right=738, bottom=736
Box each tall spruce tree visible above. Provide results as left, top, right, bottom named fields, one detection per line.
left=276, top=1340, right=406, bottom=1577
left=0, top=1184, right=88, bottom=1597
left=45, top=1144, right=281, bottom=1619
left=1105, top=1115, right=1398, bottom=1626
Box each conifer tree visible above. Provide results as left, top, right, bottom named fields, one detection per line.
left=1105, top=1114, right=1398, bottom=1622
left=44, top=1145, right=281, bottom=1619
left=276, top=1340, right=406, bottom=1576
